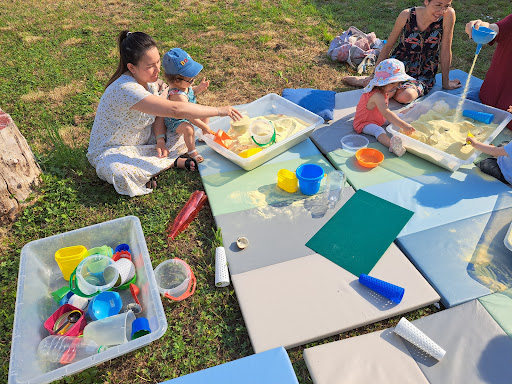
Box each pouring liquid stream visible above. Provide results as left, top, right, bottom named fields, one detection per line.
left=454, top=53, right=479, bottom=122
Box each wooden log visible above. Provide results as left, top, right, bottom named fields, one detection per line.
left=0, top=108, right=41, bottom=224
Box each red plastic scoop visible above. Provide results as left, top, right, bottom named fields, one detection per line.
left=167, top=191, right=208, bottom=239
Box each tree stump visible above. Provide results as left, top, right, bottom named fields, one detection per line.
left=0, top=108, right=41, bottom=224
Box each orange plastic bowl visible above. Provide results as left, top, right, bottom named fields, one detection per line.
left=355, top=148, right=384, bottom=168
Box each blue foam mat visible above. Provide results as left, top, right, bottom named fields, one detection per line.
left=363, top=166, right=512, bottom=237
left=397, top=204, right=512, bottom=307
left=159, top=347, right=298, bottom=384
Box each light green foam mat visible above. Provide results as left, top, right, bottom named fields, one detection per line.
left=327, top=142, right=444, bottom=190
left=306, top=190, right=414, bottom=277
left=479, top=288, right=512, bottom=339
left=201, top=154, right=333, bottom=216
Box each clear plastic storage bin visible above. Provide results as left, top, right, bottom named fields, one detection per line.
left=387, top=91, right=512, bottom=171
left=203, top=93, right=324, bottom=171
left=9, top=216, right=167, bottom=384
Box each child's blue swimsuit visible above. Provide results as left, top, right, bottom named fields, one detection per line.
left=164, top=87, right=197, bottom=132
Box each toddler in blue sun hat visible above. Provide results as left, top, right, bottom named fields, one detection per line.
left=160, top=48, right=214, bottom=163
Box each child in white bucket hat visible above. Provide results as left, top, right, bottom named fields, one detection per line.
left=353, top=59, right=416, bottom=156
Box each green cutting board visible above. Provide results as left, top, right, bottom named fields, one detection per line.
left=306, top=190, right=414, bottom=277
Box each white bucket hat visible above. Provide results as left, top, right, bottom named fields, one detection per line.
left=363, top=59, right=414, bottom=93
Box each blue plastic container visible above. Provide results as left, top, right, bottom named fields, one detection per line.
left=114, top=243, right=131, bottom=254
left=131, top=317, right=151, bottom=340
left=463, top=110, right=494, bottom=124
left=295, top=164, right=325, bottom=195
left=359, top=274, right=405, bottom=304
left=88, top=291, right=123, bottom=321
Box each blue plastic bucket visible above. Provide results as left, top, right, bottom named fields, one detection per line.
left=296, top=164, right=325, bottom=195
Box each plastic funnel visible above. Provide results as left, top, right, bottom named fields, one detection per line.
left=462, top=110, right=494, bottom=124
left=154, top=258, right=196, bottom=301
left=83, top=310, right=135, bottom=346
left=394, top=317, right=446, bottom=361
left=55, top=246, right=87, bottom=281
left=88, top=291, right=123, bottom=321
left=472, top=25, right=497, bottom=54
left=277, top=169, right=298, bottom=193
left=296, top=164, right=325, bottom=195
left=359, top=274, right=405, bottom=304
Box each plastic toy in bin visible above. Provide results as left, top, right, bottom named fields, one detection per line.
left=250, top=119, right=276, bottom=147
left=213, top=129, right=232, bottom=149
left=114, top=243, right=131, bottom=254
left=168, top=190, right=208, bottom=239
left=44, top=304, right=86, bottom=336
left=89, top=291, right=123, bottom=320
left=55, top=245, right=88, bottom=281
left=131, top=317, right=151, bottom=339
left=86, top=245, right=113, bottom=258
left=154, top=258, right=196, bottom=301
left=463, top=110, right=494, bottom=124
left=69, top=254, right=119, bottom=298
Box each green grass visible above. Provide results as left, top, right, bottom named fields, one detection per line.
left=1, top=0, right=511, bottom=383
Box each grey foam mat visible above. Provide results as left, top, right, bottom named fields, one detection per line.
left=232, top=245, right=439, bottom=353
left=216, top=186, right=355, bottom=275
left=304, top=299, right=512, bottom=384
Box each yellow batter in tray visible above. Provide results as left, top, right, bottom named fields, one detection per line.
left=406, top=101, right=499, bottom=160
left=225, top=114, right=309, bottom=155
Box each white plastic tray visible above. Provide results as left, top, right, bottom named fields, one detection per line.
left=9, top=216, right=167, bottom=384
left=387, top=91, right=512, bottom=172
left=203, top=93, right=324, bottom=171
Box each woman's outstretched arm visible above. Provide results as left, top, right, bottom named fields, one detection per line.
left=132, top=94, right=242, bottom=120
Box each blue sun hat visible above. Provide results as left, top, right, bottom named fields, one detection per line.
left=162, top=48, right=203, bottom=77
left=363, top=59, right=414, bottom=93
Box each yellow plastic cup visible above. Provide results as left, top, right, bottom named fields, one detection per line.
left=55, top=245, right=87, bottom=281
left=239, top=147, right=262, bottom=158
left=277, top=169, right=298, bottom=193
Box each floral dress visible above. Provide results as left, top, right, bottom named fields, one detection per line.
left=87, top=74, right=186, bottom=197
left=391, top=7, right=443, bottom=94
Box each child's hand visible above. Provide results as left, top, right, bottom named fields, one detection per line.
left=195, top=77, right=210, bottom=93
left=156, top=140, right=169, bottom=158
left=508, top=106, right=512, bottom=113
left=402, top=124, right=415, bottom=136
left=466, top=135, right=478, bottom=147
left=202, top=126, right=215, bottom=136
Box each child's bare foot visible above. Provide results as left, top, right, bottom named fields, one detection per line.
left=389, top=136, right=406, bottom=157
left=187, top=149, right=204, bottom=163
left=342, top=75, right=371, bottom=87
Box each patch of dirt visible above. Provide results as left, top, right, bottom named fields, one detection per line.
left=20, top=80, right=86, bottom=104
left=61, top=37, right=83, bottom=46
